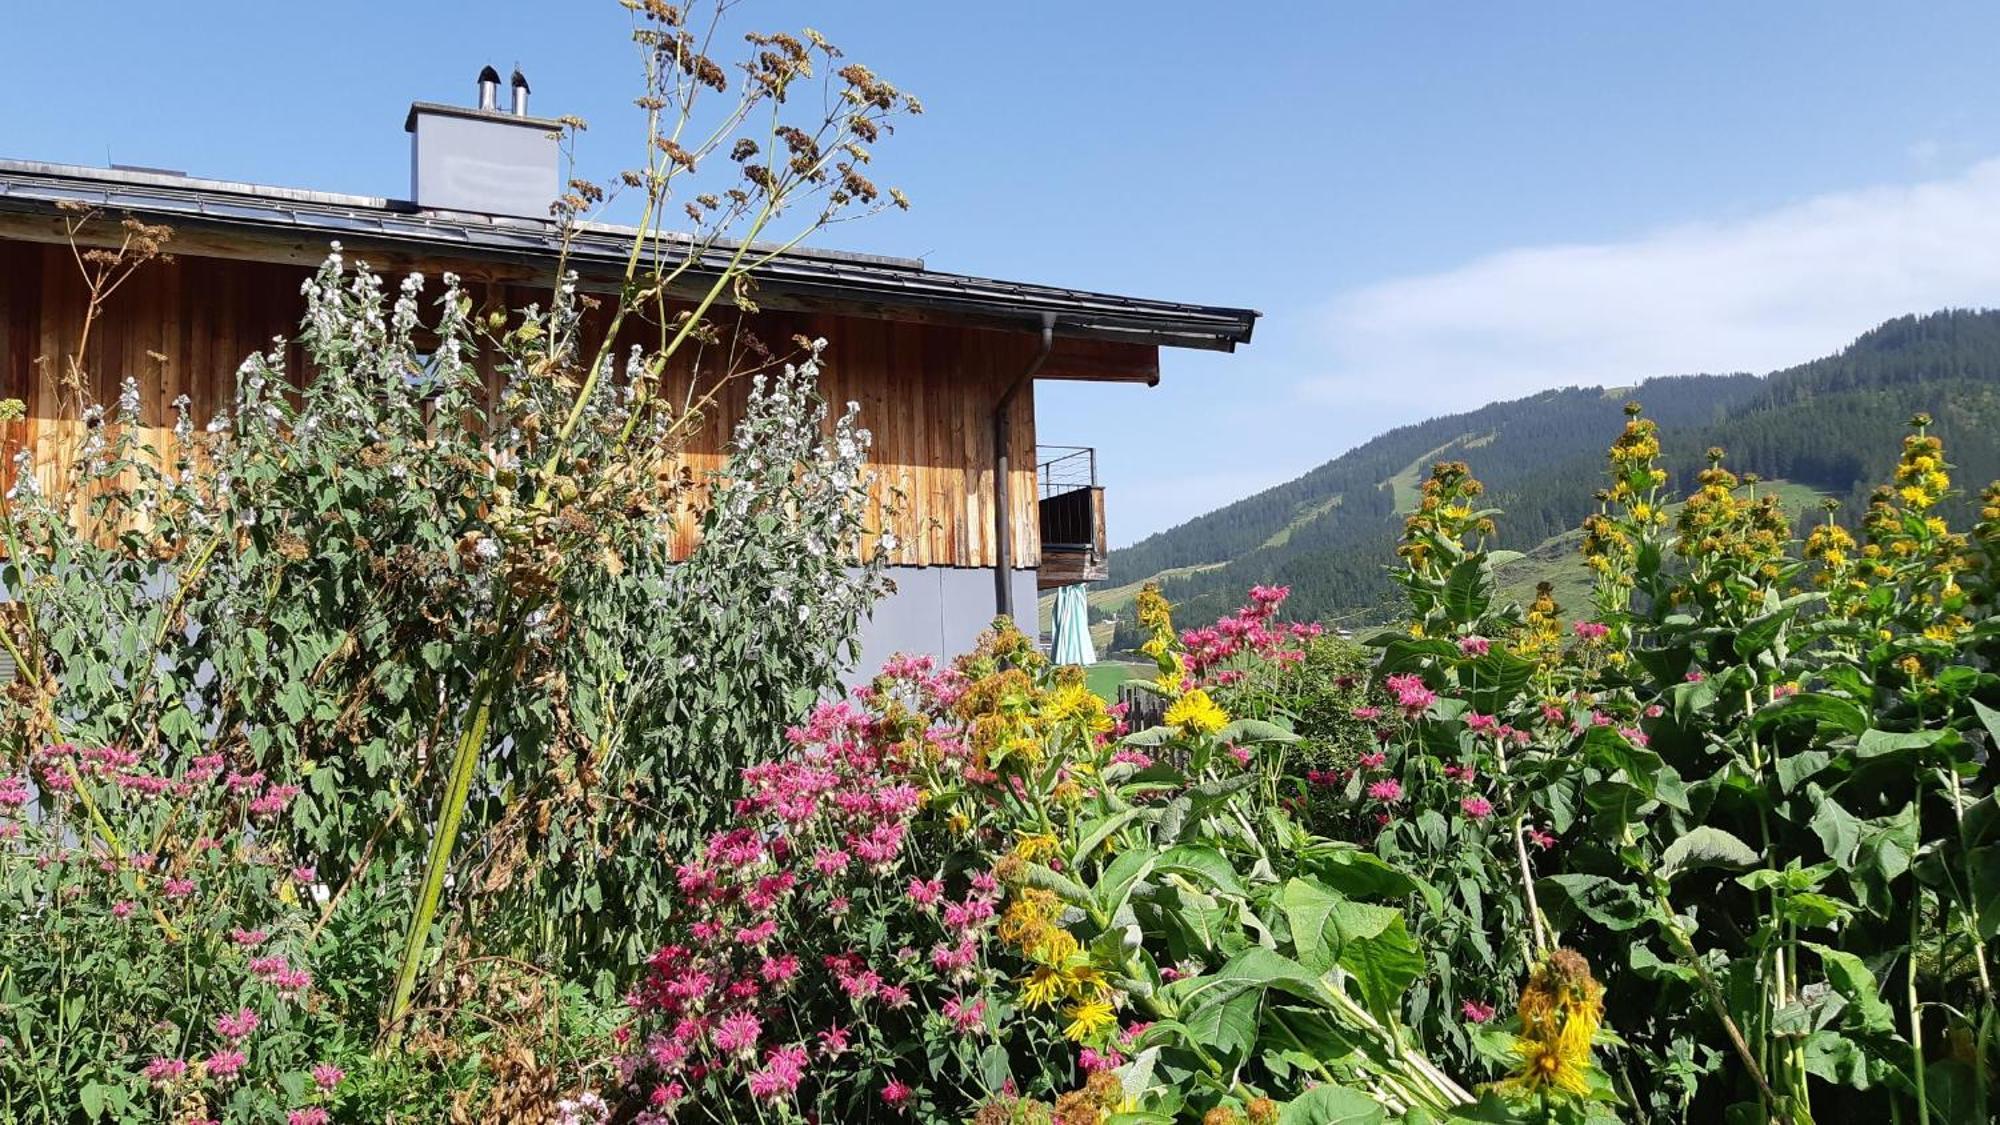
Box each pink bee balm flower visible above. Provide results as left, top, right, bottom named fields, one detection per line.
left=1460, top=795, right=1494, bottom=820
left=1366, top=779, right=1403, bottom=803
left=1350, top=706, right=1382, bottom=721
left=1227, top=745, right=1251, bottom=767
left=142, top=1057, right=188, bottom=1085
left=163, top=877, right=195, bottom=899
left=942, top=996, right=986, bottom=1034
left=230, top=928, right=267, bottom=947
left=1527, top=826, right=1558, bottom=850
left=1384, top=673, right=1438, bottom=715
left=311, top=1063, right=346, bottom=1091
left=817, top=1024, right=851, bottom=1058
left=291, top=866, right=317, bottom=883
left=881, top=1079, right=911, bottom=1110
left=288, top=1111, right=330, bottom=1125
left=0, top=775, right=28, bottom=808
left=735, top=919, right=778, bottom=946
left=713, top=1012, right=762, bottom=1055
left=1358, top=751, right=1387, bottom=770
left=111, top=900, right=134, bottom=919
left=1465, top=712, right=1498, bottom=734
left=1462, top=999, right=1497, bottom=1023
left=215, top=1007, right=260, bottom=1040
left=1685, top=669, right=1706, bottom=682
left=205, top=1049, right=247, bottom=1079
left=1457, top=635, right=1491, bottom=656
left=906, top=878, right=943, bottom=907
left=747, top=1045, right=808, bottom=1101
left=1573, top=621, right=1610, bottom=641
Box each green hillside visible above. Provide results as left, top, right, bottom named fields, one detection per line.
left=1104, top=309, right=2000, bottom=643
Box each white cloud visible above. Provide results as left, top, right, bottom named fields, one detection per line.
left=1301, top=159, right=2000, bottom=406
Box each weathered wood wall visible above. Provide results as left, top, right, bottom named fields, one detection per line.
left=0, top=238, right=1047, bottom=569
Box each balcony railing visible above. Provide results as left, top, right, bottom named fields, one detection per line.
left=1037, top=445, right=1096, bottom=500
left=1036, top=445, right=1107, bottom=587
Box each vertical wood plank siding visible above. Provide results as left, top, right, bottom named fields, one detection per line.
left=0, top=240, right=1040, bottom=569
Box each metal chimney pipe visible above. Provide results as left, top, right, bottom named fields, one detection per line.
left=510, top=69, right=531, bottom=116
left=476, top=65, right=501, bottom=111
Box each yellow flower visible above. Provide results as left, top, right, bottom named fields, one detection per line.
left=1013, top=832, right=1062, bottom=863
left=1062, top=998, right=1116, bottom=1042
left=1512, top=1035, right=1593, bottom=1097
left=1504, top=948, right=1604, bottom=1102
left=1062, top=962, right=1111, bottom=1002
left=1164, top=689, right=1229, bottom=736
left=1021, top=965, right=1065, bottom=1008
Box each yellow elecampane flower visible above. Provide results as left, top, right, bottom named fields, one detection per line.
left=1061, top=998, right=1115, bottom=1043
left=1020, top=965, right=1064, bottom=1008
left=1163, top=689, right=1228, bottom=736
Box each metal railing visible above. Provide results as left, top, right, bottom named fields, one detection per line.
left=1036, top=445, right=1096, bottom=500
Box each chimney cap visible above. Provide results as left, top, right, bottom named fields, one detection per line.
left=478, top=65, right=502, bottom=84
left=405, top=100, right=563, bottom=133
left=510, top=68, right=531, bottom=92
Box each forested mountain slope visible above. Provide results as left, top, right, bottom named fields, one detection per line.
left=1105, top=308, right=2000, bottom=640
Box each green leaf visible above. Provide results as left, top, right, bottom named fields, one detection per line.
left=1337, top=913, right=1424, bottom=1023
left=1075, top=808, right=1147, bottom=863
left=1304, top=844, right=1436, bottom=911
left=1181, top=987, right=1260, bottom=1065
left=79, top=1082, right=108, bottom=1121
left=1657, top=826, right=1761, bottom=882
left=1539, top=874, right=1649, bottom=931
left=1465, top=649, right=1537, bottom=714
left=1855, top=727, right=1948, bottom=760
left=1805, top=942, right=1896, bottom=1034
left=1775, top=749, right=1834, bottom=795
left=1218, top=718, right=1300, bottom=744
left=1095, top=848, right=1160, bottom=921
left=1443, top=557, right=1492, bottom=625
left=1024, top=863, right=1095, bottom=911
left=1278, top=1084, right=1386, bottom=1125
left=1810, top=794, right=1863, bottom=865
left=1750, top=692, right=1870, bottom=737
left=1974, top=699, right=2000, bottom=747
left=1153, top=844, right=1248, bottom=900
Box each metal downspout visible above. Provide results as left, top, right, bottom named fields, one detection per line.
left=994, top=312, right=1057, bottom=623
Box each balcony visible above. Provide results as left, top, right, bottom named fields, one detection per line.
left=1036, top=445, right=1108, bottom=588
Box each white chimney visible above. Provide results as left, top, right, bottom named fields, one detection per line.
left=404, top=67, right=558, bottom=219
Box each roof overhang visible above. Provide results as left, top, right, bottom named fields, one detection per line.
left=0, top=159, right=1259, bottom=356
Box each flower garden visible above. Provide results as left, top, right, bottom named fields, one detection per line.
left=8, top=7, right=2000, bottom=1125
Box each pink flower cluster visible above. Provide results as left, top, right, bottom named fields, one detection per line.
left=621, top=696, right=1000, bottom=1112
left=1181, top=585, right=1324, bottom=680
left=249, top=953, right=313, bottom=999
left=1384, top=674, right=1437, bottom=717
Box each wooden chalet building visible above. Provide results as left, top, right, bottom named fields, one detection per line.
left=0, top=81, right=1255, bottom=673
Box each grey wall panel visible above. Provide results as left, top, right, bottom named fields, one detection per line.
left=845, top=566, right=1037, bottom=683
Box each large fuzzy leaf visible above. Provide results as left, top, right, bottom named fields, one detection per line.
left=1657, top=826, right=1761, bottom=882
left=1277, top=1084, right=1386, bottom=1125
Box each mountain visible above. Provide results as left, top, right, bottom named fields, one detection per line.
left=1096, top=309, right=2000, bottom=644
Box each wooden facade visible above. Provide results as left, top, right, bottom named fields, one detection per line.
left=0, top=236, right=1144, bottom=571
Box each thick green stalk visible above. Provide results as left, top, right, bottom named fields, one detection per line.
left=382, top=654, right=507, bottom=1044
left=1909, top=898, right=1928, bottom=1124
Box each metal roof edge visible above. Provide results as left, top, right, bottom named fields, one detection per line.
left=0, top=158, right=1259, bottom=350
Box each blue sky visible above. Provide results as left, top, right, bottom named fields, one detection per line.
left=9, top=3, right=2000, bottom=542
